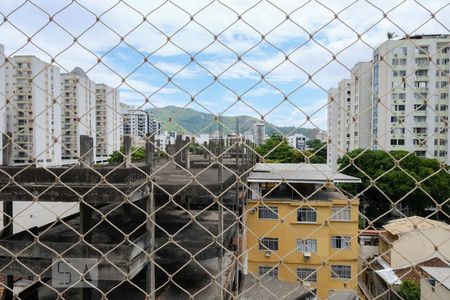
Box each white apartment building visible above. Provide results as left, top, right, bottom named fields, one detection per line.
left=0, top=44, right=5, bottom=165
left=122, top=108, right=155, bottom=138
left=95, top=83, right=120, bottom=161
left=61, top=67, right=96, bottom=160
left=4, top=55, right=61, bottom=166
left=327, top=62, right=373, bottom=171
left=287, top=133, right=308, bottom=151
left=372, top=35, right=450, bottom=164
left=253, top=122, right=265, bottom=145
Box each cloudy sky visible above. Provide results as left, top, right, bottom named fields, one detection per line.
left=0, top=0, right=449, bottom=131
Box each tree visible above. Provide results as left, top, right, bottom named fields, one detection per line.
left=255, top=135, right=297, bottom=163
left=306, top=139, right=327, bottom=163
left=338, top=149, right=450, bottom=216
left=387, top=31, right=398, bottom=40
left=398, top=280, right=420, bottom=300
left=108, top=147, right=146, bottom=164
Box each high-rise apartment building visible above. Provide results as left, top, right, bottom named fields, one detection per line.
left=0, top=45, right=5, bottom=165
left=61, top=68, right=96, bottom=160
left=122, top=108, right=155, bottom=138
left=327, top=62, right=372, bottom=170
left=372, top=35, right=450, bottom=163
left=4, top=55, right=61, bottom=166
left=288, top=133, right=308, bottom=151
left=253, top=122, right=265, bottom=146
left=95, top=83, right=120, bottom=161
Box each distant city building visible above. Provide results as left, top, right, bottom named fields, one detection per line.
left=61, top=68, right=96, bottom=160
left=372, top=35, right=450, bottom=164
left=253, top=122, right=265, bottom=145
left=122, top=108, right=151, bottom=138
left=327, top=62, right=372, bottom=171
left=244, top=163, right=361, bottom=300
left=288, top=134, right=308, bottom=151
left=0, top=44, right=5, bottom=165
left=5, top=55, right=62, bottom=166
left=95, top=83, right=120, bottom=161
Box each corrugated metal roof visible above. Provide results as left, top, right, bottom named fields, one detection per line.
left=248, top=163, right=361, bottom=184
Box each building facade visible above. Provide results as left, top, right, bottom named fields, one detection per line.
left=288, top=134, right=308, bottom=151
left=95, top=83, right=120, bottom=161
left=4, top=55, right=61, bottom=166
left=0, top=45, right=5, bottom=165
left=244, top=163, right=361, bottom=300
left=327, top=62, right=372, bottom=171
left=372, top=35, right=450, bottom=164
left=61, top=68, right=96, bottom=160
left=253, top=122, right=265, bottom=146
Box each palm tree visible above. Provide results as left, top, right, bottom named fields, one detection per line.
left=387, top=32, right=398, bottom=40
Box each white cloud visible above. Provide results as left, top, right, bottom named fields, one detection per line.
left=0, top=0, right=449, bottom=128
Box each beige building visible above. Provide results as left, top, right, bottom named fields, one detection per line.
left=379, top=216, right=450, bottom=268
left=61, top=67, right=96, bottom=161
left=95, top=83, right=120, bottom=162
left=420, top=265, right=450, bottom=300
left=359, top=216, right=450, bottom=299
left=4, top=55, right=62, bottom=166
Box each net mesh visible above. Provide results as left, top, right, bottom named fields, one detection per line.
left=0, top=1, right=449, bottom=299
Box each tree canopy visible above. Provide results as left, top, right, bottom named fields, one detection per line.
left=338, top=149, right=450, bottom=216
left=398, top=280, right=420, bottom=300
left=108, top=147, right=146, bottom=164
left=255, top=135, right=327, bottom=163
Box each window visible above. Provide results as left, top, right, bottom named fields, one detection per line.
left=331, top=236, right=351, bottom=249
left=259, top=206, right=278, bottom=219
left=331, top=265, right=351, bottom=279
left=297, top=208, right=317, bottom=223
left=259, top=238, right=278, bottom=251
left=297, top=239, right=317, bottom=252
left=259, top=266, right=278, bottom=278
left=331, top=206, right=351, bottom=220
left=297, top=268, right=317, bottom=282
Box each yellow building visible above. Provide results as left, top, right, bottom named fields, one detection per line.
left=243, top=163, right=361, bottom=300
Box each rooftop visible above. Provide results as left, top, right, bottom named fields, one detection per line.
left=239, top=275, right=312, bottom=300
left=420, top=266, right=450, bottom=290
left=374, top=256, right=449, bottom=286
left=383, top=216, right=450, bottom=237
left=248, top=163, right=361, bottom=184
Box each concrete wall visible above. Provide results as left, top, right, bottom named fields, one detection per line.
left=421, top=278, right=450, bottom=300
left=391, top=227, right=450, bottom=268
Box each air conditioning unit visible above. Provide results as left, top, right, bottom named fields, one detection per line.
left=303, top=252, right=312, bottom=261
left=265, top=251, right=271, bottom=257
left=250, top=207, right=257, bottom=214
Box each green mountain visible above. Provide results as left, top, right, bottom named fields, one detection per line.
left=146, top=106, right=316, bottom=138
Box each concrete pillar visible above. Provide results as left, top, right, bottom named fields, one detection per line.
left=174, top=135, right=183, bottom=166
left=156, top=139, right=161, bottom=159
left=184, top=137, right=190, bottom=169
left=80, top=135, right=94, bottom=166
left=123, top=135, right=132, bottom=168
left=203, top=141, right=208, bottom=159
left=145, top=134, right=155, bottom=170
left=146, top=180, right=155, bottom=300
left=2, top=133, right=12, bottom=166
